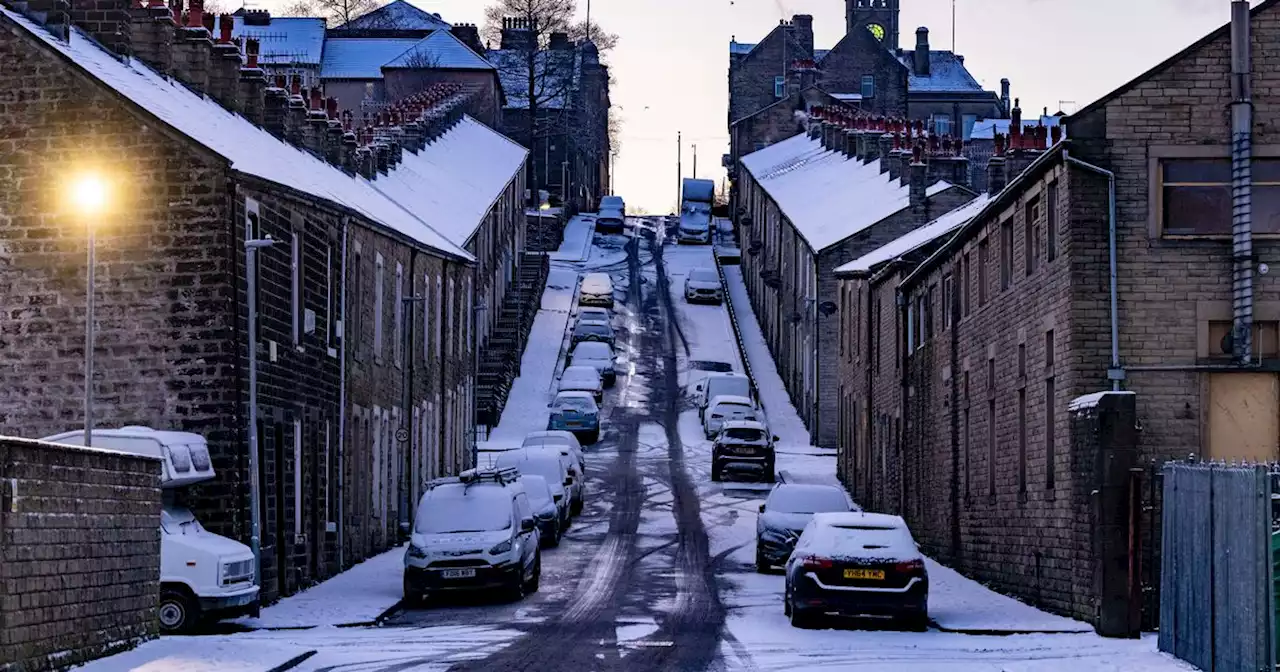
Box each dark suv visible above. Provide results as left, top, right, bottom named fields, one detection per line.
left=711, top=421, right=778, bottom=482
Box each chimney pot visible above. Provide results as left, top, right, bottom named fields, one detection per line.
left=187, top=0, right=203, bottom=28
left=326, top=97, right=338, bottom=119
left=290, top=75, right=301, bottom=96
left=914, top=27, right=930, bottom=76
left=245, top=38, right=260, bottom=68
left=218, top=13, right=232, bottom=43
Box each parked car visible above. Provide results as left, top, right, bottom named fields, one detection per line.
left=601, top=195, right=626, bottom=215
left=784, top=512, right=929, bottom=631
left=596, top=206, right=625, bottom=234
left=711, top=420, right=778, bottom=483
left=703, top=395, right=760, bottom=439
left=520, top=474, right=562, bottom=547
left=577, top=307, right=612, bottom=326
left=579, top=272, right=615, bottom=308
left=684, top=267, right=724, bottom=304
left=494, top=450, right=572, bottom=528
left=569, top=341, right=617, bottom=386
left=571, top=320, right=616, bottom=348
left=557, top=365, right=604, bottom=402
left=519, top=434, right=586, bottom=515
left=756, top=484, right=858, bottom=572
left=693, top=372, right=753, bottom=421
left=403, top=467, right=541, bottom=604
left=546, top=390, right=601, bottom=445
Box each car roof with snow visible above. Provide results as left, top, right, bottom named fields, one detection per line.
left=555, top=390, right=597, bottom=402
left=708, top=394, right=755, bottom=407
left=813, top=512, right=906, bottom=529
left=573, top=341, right=613, bottom=356
left=562, top=365, right=602, bottom=377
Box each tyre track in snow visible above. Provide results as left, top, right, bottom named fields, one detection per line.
left=450, top=238, right=653, bottom=672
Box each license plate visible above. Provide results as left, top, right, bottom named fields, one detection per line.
left=844, top=568, right=884, bottom=580
left=730, top=446, right=755, bottom=455
left=228, top=592, right=256, bottom=607
left=441, top=569, right=476, bottom=579
left=566, top=422, right=582, bottom=428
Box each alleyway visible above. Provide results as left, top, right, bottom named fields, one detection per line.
left=89, top=221, right=1190, bottom=672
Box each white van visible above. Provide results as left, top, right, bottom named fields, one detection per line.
left=579, top=272, right=615, bottom=308
left=41, top=427, right=259, bottom=633
left=600, top=195, right=626, bottom=215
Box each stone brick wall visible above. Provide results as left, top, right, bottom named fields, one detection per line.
left=817, top=31, right=908, bottom=118
left=0, top=438, right=161, bottom=672
left=728, top=24, right=809, bottom=125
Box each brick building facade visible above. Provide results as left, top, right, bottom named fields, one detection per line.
left=0, top=0, right=512, bottom=607
left=738, top=114, right=976, bottom=446
left=836, top=0, right=1280, bottom=627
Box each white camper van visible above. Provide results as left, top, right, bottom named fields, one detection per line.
left=41, top=426, right=259, bottom=633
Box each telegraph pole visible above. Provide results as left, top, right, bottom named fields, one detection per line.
left=676, top=131, right=682, bottom=215
left=692, top=144, right=698, bottom=179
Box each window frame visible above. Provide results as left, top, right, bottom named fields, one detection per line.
left=291, top=220, right=304, bottom=347
left=1148, top=145, right=1280, bottom=239
left=1046, top=181, right=1059, bottom=262
left=860, top=75, right=875, bottom=99
left=374, top=253, right=385, bottom=361
left=773, top=76, right=786, bottom=99
left=394, top=262, right=404, bottom=369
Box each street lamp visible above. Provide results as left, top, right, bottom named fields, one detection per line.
left=70, top=173, right=108, bottom=447
left=245, top=234, right=276, bottom=589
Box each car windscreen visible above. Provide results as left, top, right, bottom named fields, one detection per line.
left=562, top=372, right=598, bottom=387
left=723, top=427, right=764, bottom=441
left=767, top=487, right=851, bottom=514
left=574, top=343, right=611, bottom=359
left=708, top=377, right=751, bottom=398
left=415, top=490, right=511, bottom=534
left=689, top=269, right=719, bottom=282
left=502, top=456, right=562, bottom=486
left=575, top=323, right=612, bottom=336
left=522, top=476, right=553, bottom=508
left=556, top=396, right=595, bottom=412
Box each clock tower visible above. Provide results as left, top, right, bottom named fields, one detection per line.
left=847, top=0, right=899, bottom=50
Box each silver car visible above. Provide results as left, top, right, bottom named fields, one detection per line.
left=684, top=267, right=723, bottom=304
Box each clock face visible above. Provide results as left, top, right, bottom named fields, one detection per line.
left=867, top=23, right=886, bottom=41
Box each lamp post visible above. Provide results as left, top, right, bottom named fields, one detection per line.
left=71, top=174, right=108, bottom=447
left=245, top=235, right=276, bottom=588
left=400, top=293, right=424, bottom=538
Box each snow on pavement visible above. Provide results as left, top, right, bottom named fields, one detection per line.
left=721, top=265, right=816, bottom=451
left=236, top=543, right=406, bottom=629
left=549, top=214, right=595, bottom=263
left=926, top=558, right=1092, bottom=633
left=479, top=267, right=578, bottom=450
left=76, top=638, right=311, bottom=672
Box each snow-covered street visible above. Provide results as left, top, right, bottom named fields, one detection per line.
left=88, top=220, right=1191, bottom=671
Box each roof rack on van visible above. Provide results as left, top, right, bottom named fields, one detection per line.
left=458, top=466, right=521, bottom=487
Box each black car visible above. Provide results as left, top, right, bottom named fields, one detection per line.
left=755, top=483, right=857, bottom=572
left=570, top=321, right=616, bottom=348
left=784, top=512, right=929, bottom=631
left=711, top=422, right=777, bottom=482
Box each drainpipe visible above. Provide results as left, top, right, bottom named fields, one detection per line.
left=337, top=217, right=349, bottom=568
left=896, top=288, right=909, bottom=517
left=1230, top=0, right=1254, bottom=365
left=1063, top=151, right=1121, bottom=391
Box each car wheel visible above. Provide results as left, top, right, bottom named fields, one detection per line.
left=763, top=469, right=776, bottom=483
left=783, top=584, right=792, bottom=615
left=545, top=522, right=561, bottom=548
left=158, top=588, right=200, bottom=634
left=789, top=604, right=818, bottom=629
left=571, top=497, right=584, bottom=515
left=711, top=465, right=722, bottom=482
left=900, top=609, right=929, bottom=632
left=525, top=554, right=541, bottom=594
left=755, top=548, right=770, bottom=573
left=402, top=577, right=424, bottom=608
left=585, top=430, right=600, bottom=445
left=505, top=571, right=527, bottom=602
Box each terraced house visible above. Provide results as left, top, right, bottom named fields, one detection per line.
left=837, top=0, right=1280, bottom=630
left=737, top=111, right=977, bottom=446
left=0, top=0, right=526, bottom=605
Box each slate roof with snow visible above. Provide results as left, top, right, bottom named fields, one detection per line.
left=370, top=116, right=527, bottom=246
left=835, top=193, right=991, bottom=275
left=320, top=37, right=421, bottom=79
left=730, top=40, right=755, bottom=56
left=333, top=0, right=450, bottom=31
left=898, top=50, right=984, bottom=93
left=230, top=16, right=325, bottom=66
left=382, top=30, right=493, bottom=70
left=1, top=8, right=472, bottom=261
left=739, top=133, right=951, bottom=252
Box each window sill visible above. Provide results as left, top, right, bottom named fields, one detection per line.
left=328, top=347, right=338, bottom=358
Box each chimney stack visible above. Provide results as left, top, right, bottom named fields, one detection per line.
left=909, top=143, right=929, bottom=224
left=238, top=38, right=267, bottom=125
left=548, top=31, right=572, bottom=50
left=129, top=0, right=174, bottom=73
left=283, top=78, right=308, bottom=147
left=262, top=76, right=288, bottom=138
left=1000, top=78, right=1011, bottom=118
left=914, top=27, right=930, bottom=76
left=304, top=88, right=329, bottom=157
left=790, top=14, right=814, bottom=58
left=877, top=130, right=894, bottom=174
left=171, top=0, right=213, bottom=94
left=69, top=0, right=131, bottom=57
left=24, top=0, right=72, bottom=41
left=207, top=14, right=242, bottom=111
left=987, top=133, right=1009, bottom=194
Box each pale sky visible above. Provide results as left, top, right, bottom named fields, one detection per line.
left=256, top=0, right=1262, bottom=213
